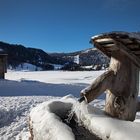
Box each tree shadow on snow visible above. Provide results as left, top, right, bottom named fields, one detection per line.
left=0, top=79, right=89, bottom=97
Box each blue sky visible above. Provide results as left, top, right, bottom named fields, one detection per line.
left=0, top=0, right=140, bottom=53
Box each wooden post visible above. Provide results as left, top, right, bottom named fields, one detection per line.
left=0, top=55, right=7, bottom=79
left=105, top=51, right=139, bottom=121
left=0, top=58, right=4, bottom=79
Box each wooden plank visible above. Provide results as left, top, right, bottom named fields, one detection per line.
left=127, top=44, right=140, bottom=50
left=120, top=38, right=133, bottom=44
left=136, top=40, right=140, bottom=44
left=93, top=34, right=140, bottom=68
left=95, top=38, right=114, bottom=44
left=114, top=41, right=140, bottom=68
left=99, top=42, right=115, bottom=46
left=94, top=39, right=140, bottom=68
left=109, top=33, right=129, bottom=39
left=102, top=44, right=119, bottom=51
left=94, top=38, right=118, bottom=56
left=132, top=51, right=140, bottom=55
left=94, top=42, right=111, bottom=58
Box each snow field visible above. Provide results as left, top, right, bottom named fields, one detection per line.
left=0, top=70, right=139, bottom=139
left=0, top=96, right=58, bottom=140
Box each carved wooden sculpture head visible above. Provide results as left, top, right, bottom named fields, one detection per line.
left=91, top=32, right=140, bottom=68
left=81, top=32, right=140, bottom=121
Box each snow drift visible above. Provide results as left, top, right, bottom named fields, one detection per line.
left=29, top=95, right=75, bottom=140
left=29, top=95, right=140, bottom=140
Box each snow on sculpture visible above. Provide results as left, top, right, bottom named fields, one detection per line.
left=29, top=96, right=140, bottom=140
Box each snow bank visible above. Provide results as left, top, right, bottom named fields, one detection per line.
left=30, top=96, right=140, bottom=140
left=74, top=102, right=140, bottom=140
left=30, top=95, right=76, bottom=140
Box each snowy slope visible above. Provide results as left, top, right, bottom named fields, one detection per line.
left=0, top=71, right=104, bottom=139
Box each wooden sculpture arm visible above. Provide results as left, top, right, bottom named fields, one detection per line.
left=80, top=70, right=114, bottom=103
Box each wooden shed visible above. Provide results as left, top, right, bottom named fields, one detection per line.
left=0, top=49, right=7, bottom=79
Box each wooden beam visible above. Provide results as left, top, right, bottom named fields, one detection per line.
left=95, top=38, right=114, bottom=43
left=101, top=44, right=119, bottom=51
left=94, top=42, right=111, bottom=58
left=92, top=34, right=140, bottom=68
left=120, top=38, right=133, bottom=44
left=132, top=51, right=140, bottom=55
left=114, top=41, right=140, bottom=68
left=128, top=45, right=140, bottom=50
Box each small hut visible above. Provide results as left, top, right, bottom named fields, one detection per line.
left=0, top=49, right=7, bottom=79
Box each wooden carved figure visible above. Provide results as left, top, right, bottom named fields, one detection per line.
left=80, top=32, right=140, bottom=121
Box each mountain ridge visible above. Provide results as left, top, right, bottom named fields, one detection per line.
left=0, top=41, right=109, bottom=70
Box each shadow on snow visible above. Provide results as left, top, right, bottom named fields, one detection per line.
left=0, top=79, right=88, bottom=97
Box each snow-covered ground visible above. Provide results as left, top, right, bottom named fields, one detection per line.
left=30, top=96, right=140, bottom=140
left=0, top=70, right=140, bottom=140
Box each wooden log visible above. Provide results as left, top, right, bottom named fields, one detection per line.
left=114, top=41, right=140, bottom=68
left=81, top=50, right=139, bottom=121
left=105, top=52, right=139, bottom=121
left=80, top=70, right=114, bottom=103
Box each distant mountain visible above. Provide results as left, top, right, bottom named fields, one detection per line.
left=0, top=41, right=110, bottom=71
left=50, top=48, right=110, bottom=70
left=0, top=41, right=56, bottom=70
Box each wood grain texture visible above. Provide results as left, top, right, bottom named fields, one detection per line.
left=81, top=50, right=139, bottom=121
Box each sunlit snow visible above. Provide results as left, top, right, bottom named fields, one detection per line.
left=0, top=70, right=140, bottom=140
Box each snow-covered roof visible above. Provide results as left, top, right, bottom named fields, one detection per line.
left=90, top=31, right=140, bottom=68
left=91, top=31, right=140, bottom=41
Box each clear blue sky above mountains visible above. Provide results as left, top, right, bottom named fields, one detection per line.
left=0, top=0, right=140, bottom=53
